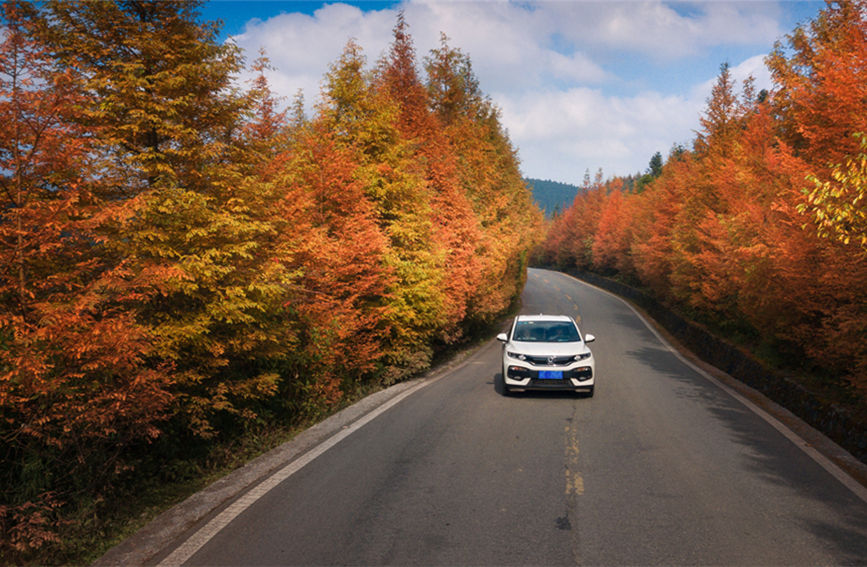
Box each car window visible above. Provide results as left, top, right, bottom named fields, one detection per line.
left=513, top=320, right=580, bottom=342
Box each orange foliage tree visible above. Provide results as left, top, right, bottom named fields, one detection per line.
left=424, top=35, right=543, bottom=325
left=591, top=179, right=633, bottom=274
left=0, top=3, right=540, bottom=560
left=269, top=121, right=396, bottom=411
left=318, top=38, right=447, bottom=381
left=0, top=1, right=174, bottom=554
left=536, top=1, right=867, bottom=392
left=767, top=0, right=867, bottom=167
left=377, top=15, right=483, bottom=344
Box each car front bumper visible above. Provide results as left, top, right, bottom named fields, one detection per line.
left=504, top=363, right=594, bottom=391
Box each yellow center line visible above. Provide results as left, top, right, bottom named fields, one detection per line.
left=564, top=423, right=584, bottom=496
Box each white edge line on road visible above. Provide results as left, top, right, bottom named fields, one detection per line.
left=557, top=270, right=867, bottom=504
left=158, top=376, right=436, bottom=566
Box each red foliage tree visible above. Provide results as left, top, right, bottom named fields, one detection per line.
left=272, top=122, right=395, bottom=409
left=425, top=35, right=542, bottom=324
left=767, top=0, right=867, bottom=167
left=540, top=2, right=867, bottom=391
left=591, top=179, right=634, bottom=274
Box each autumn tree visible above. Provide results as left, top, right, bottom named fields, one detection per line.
left=376, top=15, right=483, bottom=342
left=424, top=35, right=542, bottom=322
left=242, top=51, right=291, bottom=160
left=269, top=122, right=395, bottom=409
left=762, top=0, right=867, bottom=384
left=767, top=0, right=867, bottom=167
left=425, top=33, right=484, bottom=127
left=628, top=149, right=691, bottom=296
left=801, top=133, right=867, bottom=252
left=30, top=0, right=296, bottom=437
left=319, top=39, right=447, bottom=380
left=591, top=180, right=634, bottom=274
left=0, top=1, right=174, bottom=555
left=661, top=66, right=762, bottom=316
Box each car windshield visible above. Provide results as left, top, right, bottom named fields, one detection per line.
left=513, top=320, right=580, bottom=343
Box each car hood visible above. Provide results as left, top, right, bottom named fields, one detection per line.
left=507, top=341, right=590, bottom=356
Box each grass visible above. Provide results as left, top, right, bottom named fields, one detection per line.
left=57, top=420, right=309, bottom=565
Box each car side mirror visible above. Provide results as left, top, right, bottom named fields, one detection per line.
left=584, top=333, right=595, bottom=343
left=496, top=333, right=508, bottom=342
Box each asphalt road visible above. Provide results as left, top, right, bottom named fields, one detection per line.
left=147, top=268, right=867, bottom=566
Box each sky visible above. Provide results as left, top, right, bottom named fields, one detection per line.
left=199, top=0, right=825, bottom=186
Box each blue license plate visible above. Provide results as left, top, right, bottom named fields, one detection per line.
left=538, top=370, right=563, bottom=380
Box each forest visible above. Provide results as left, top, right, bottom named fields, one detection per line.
left=536, top=1, right=867, bottom=401
left=0, top=1, right=541, bottom=560
left=524, top=178, right=580, bottom=217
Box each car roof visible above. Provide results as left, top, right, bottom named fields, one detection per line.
left=515, top=314, right=574, bottom=322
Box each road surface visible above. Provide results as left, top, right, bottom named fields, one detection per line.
left=149, top=268, right=867, bottom=565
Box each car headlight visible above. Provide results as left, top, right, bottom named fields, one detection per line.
left=506, top=351, right=527, bottom=361
left=573, top=352, right=591, bottom=361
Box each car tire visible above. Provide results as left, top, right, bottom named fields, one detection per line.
left=500, top=366, right=511, bottom=396
left=585, top=386, right=594, bottom=398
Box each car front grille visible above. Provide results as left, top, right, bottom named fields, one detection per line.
left=523, top=354, right=575, bottom=366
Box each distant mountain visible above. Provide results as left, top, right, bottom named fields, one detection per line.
left=525, top=178, right=580, bottom=217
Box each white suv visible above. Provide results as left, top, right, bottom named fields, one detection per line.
left=496, top=314, right=596, bottom=396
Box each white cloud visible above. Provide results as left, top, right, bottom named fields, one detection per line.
left=497, top=87, right=702, bottom=183
left=691, top=53, right=775, bottom=107
left=512, top=0, right=784, bottom=60
left=731, top=52, right=774, bottom=91
left=228, top=1, right=801, bottom=182
left=232, top=3, right=397, bottom=104
left=547, top=50, right=611, bottom=84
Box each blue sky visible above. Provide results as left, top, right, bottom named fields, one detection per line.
left=199, top=0, right=825, bottom=185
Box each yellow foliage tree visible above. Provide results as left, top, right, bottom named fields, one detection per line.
left=801, top=134, right=867, bottom=253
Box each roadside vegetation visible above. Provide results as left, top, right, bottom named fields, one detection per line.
left=0, top=1, right=541, bottom=562
left=535, top=1, right=867, bottom=415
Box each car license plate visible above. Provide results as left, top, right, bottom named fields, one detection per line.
left=538, top=370, right=563, bottom=380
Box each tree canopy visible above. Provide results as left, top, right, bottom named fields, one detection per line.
left=535, top=0, right=867, bottom=399
left=0, top=3, right=541, bottom=560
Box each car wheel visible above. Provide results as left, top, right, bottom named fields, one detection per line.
left=585, top=386, right=594, bottom=398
